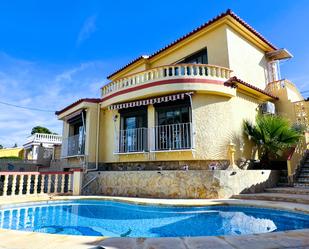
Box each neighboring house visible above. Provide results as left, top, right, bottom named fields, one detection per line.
left=56, top=10, right=307, bottom=172
left=0, top=148, right=24, bottom=159
left=23, top=133, right=62, bottom=161
left=0, top=134, right=62, bottom=171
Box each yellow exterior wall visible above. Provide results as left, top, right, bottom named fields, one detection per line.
left=109, top=24, right=271, bottom=91
left=85, top=105, right=99, bottom=163
left=0, top=148, right=24, bottom=158
left=268, top=81, right=304, bottom=124
left=59, top=102, right=99, bottom=165
left=150, top=25, right=230, bottom=69
left=226, top=26, right=269, bottom=89
left=99, top=91, right=261, bottom=164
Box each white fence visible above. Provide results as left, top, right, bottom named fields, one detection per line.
left=0, top=171, right=73, bottom=197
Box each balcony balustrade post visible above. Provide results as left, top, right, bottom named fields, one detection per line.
left=68, top=174, right=72, bottom=192
left=60, top=174, right=65, bottom=193
left=47, top=174, right=52, bottom=193
left=54, top=174, right=59, bottom=193
left=26, top=174, right=32, bottom=195
left=33, top=174, right=39, bottom=195
left=2, top=175, right=8, bottom=196
left=11, top=175, right=17, bottom=196
left=19, top=175, right=24, bottom=195
left=40, top=175, right=45, bottom=194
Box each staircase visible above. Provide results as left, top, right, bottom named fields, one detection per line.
left=294, top=154, right=309, bottom=187
left=277, top=170, right=289, bottom=187
left=233, top=154, right=309, bottom=204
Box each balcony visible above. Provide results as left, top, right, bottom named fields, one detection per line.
left=115, top=123, right=193, bottom=154
left=61, top=134, right=85, bottom=158
left=117, top=128, right=148, bottom=153
left=102, top=64, right=232, bottom=100
left=25, top=133, right=62, bottom=144
left=152, top=123, right=192, bottom=151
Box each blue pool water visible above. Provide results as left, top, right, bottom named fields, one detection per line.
left=0, top=200, right=308, bottom=237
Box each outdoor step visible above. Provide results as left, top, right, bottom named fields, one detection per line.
left=276, top=182, right=290, bottom=187
left=299, top=173, right=309, bottom=177
left=294, top=183, right=309, bottom=188
left=297, top=178, right=309, bottom=183
left=279, top=177, right=288, bottom=182
left=233, top=193, right=309, bottom=204
left=300, top=169, right=309, bottom=173
left=265, top=187, right=309, bottom=195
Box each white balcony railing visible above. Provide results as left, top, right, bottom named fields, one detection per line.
left=26, top=133, right=62, bottom=144
left=152, top=122, right=193, bottom=151
left=115, top=123, right=193, bottom=153
left=116, top=128, right=148, bottom=153
left=102, top=64, right=232, bottom=97
left=61, top=134, right=85, bottom=158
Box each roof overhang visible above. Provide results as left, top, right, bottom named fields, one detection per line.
left=56, top=98, right=101, bottom=119
left=266, top=48, right=293, bottom=61
left=226, top=77, right=279, bottom=101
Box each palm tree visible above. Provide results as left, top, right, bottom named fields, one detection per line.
left=243, top=115, right=303, bottom=166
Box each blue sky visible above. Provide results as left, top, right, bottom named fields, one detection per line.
left=0, top=0, right=308, bottom=147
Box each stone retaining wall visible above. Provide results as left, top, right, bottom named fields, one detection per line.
left=83, top=170, right=279, bottom=199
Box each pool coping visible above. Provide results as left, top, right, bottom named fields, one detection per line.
left=0, top=195, right=309, bottom=249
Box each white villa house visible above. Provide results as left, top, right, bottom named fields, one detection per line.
left=23, top=133, right=62, bottom=161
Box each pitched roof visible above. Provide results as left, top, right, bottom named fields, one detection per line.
left=226, top=76, right=279, bottom=100
left=107, top=9, right=277, bottom=79
left=55, top=98, right=101, bottom=116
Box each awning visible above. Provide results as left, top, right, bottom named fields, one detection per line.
left=64, top=109, right=83, bottom=122
left=108, top=92, right=194, bottom=110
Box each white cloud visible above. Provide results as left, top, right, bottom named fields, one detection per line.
left=0, top=53, right=109, bottom=148
left=76, top=15, right=97, bottom=46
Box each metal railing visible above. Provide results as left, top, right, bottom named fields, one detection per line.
left=114, top=123, right=193, bottom=153
left=152, top=122, right=193, bottom=151
left=116, top=128, right=148, bottom=153
left=61, top=134, right=85, bottom=158
left=102, top=64, right=232, bottom=97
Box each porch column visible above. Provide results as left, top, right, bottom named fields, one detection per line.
left=32, top=145, right=39, bottom=160
left=72, top=169, right=83, bottom=195
left=148, top=105, right=155, bottom=151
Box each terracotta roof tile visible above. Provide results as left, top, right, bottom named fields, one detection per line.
left=55, top=98, right=101, bottom=116
left=227, top=76, right=279, bottom=100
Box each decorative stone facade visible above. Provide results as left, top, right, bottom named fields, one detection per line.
left=99, top=160, right=230, bottom=171
left=83, top=170, right=279, bottom=199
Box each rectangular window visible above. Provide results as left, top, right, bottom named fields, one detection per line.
left=154, top=100, right=192, bottom=150
left=119, top=107, right=148, bottom=153
left=179, top=48, right=208, bottom=64
left=66, top=112, right=86, bottom=156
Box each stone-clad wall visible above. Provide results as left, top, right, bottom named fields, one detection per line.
left=83, top=170, right=279, bottom=199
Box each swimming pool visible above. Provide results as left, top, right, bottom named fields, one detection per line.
left=0, top=200, right=308, bottom=237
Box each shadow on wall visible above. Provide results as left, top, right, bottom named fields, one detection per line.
left=82, top=169, right=280, bottom=199
left=238, top=170, right=280, bottom=195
